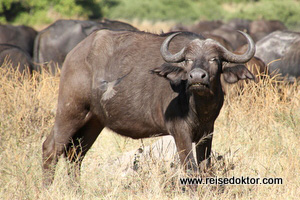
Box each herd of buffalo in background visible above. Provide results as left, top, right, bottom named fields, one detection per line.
left=0, top=18, right=300, bottom=83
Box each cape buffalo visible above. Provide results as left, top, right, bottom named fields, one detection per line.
left=255, top=30, right=300, bottom=81
left=42, top=30, right=255, bottom=186
left=0, top=44, right=33, bottom=73
left=268, top=39, right=300, bottom=81
left=0, top=24, right=37, bottom=57
left=227, top=18, right=251, bottom=33
left=210, top=25, right=249, bottom=50
left=249, top=19, right=287, bottom=42
left=34, top=19, right=138, bottom=74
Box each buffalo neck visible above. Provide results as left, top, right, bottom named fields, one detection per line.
left=190, top=82, right=224, bottom=123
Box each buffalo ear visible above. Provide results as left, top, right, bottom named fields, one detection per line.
left=222, top=64, right=255, bottom=84
left=151, top=63, right=186, bottom=84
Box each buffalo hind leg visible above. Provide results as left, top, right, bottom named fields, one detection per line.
left=42, top=128, right=57, bottom=187
left=42, top=109, right=101, bottom=187
left=64, top=115, right=103, bottom=182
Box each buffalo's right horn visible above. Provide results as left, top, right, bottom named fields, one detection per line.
left=160, top=32, right=186, bottom=63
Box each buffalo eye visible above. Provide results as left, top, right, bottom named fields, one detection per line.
left=185, top=59, right=193, bottom=65
left=209, top=58, right=218, bottom=64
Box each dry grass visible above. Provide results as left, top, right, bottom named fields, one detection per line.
left=130, top=19, right=176, bottom=33
left=0, top=60, right=299, bottom=199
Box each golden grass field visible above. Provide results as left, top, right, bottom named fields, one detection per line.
left=0, top=24, right=299, bottom=198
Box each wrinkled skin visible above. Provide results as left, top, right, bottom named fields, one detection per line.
left=42, top=30, right=255, bottom=186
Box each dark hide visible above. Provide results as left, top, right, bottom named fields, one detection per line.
left=33, top=19, right=138, bottom=74
left=227, top=18, right=251, bottom=33
left=0, top=24, right=37, bottom=57
left=42, top=30, right=255, bottom=186
left=210, top=25, right=248, bottom=50
left=0, top=44, right=33, bottom=74
left=249, top=19, right=287, bottom=42
left=255, top=31, right=300, bottom=80
left=269, top=39, right=300, bottom=81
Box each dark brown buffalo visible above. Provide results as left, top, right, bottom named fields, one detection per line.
left=171, top=20, right=248, bottom=51
left=34, top=19, right=138, bottom=74
left=0, top=24, right=37, bottom=57
left=170, top=21, right=234, bottom=51
left=210, top=25, right=249, bottom=50
left=249, top=19, right=287, bottom=42
left=227, top=18, right=252, bottom=33
left=42, top=30, right=255, bottom=186
left=0, top=44, right=33, bottom=73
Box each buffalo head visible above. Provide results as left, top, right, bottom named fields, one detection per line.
left=153, top=31, right=255, bottom=96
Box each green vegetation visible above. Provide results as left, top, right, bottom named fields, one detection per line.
left=1, top=0, right=300, bottom=29
left=224, top=0, right=300, bottom=28
left=0, top=0, right=102, bottom=25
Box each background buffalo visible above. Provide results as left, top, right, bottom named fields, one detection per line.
left=0, top=44, right=33, bottom=73
left=255, top=30, right=300, bottom=81
left=33, top=19, right=138, bottom=74
left=0, top=24, right=37, bottom=57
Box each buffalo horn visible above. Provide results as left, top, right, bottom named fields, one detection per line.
left=220, top=31, right=255, bottom=63
left=160, top=32, right=186, bottom=63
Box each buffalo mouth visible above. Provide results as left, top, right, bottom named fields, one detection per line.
left=188, top=82, right=210, bottom=91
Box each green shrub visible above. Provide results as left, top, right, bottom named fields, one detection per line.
left=1, top=0, right=300, bottom=30
left=104, top=0, right=300, bottom=29
left=225, top=0, right=300, bottom=29
left=0, top=0, right=102, bottom=25
left=105, top=0, right=201, bottom=23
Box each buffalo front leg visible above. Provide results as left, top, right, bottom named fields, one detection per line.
left=195, top=133, right=213, bottom=172
left=173, top=133, right=197, bottom=172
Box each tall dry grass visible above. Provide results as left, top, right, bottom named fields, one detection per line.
left=0, top=61, right=299, bottom=199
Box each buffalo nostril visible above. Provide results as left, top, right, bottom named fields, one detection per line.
left=189, top=70, right=208, bottom=81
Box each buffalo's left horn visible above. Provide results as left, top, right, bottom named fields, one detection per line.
left=160, top=32, right=186, bottom=63
left=220, top=31, right=255, bottom=63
